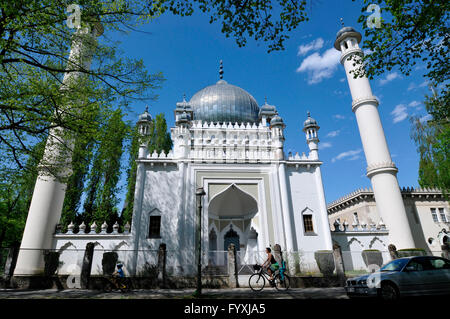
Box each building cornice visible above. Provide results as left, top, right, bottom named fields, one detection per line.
left=327, top=187, right=447, bottom=214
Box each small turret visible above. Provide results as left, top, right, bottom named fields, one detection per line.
left=303, top=111, right=320, bottom=160
left=137, top=105, right=153, bottom=158
left=174, top=94, right=193, bottom=126
left=137, top=105, right=152, bottom=136
left=259, top=97, right=277, bottom=126
left=269, top=112, right=285, bottom=160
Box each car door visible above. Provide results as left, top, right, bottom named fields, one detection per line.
left=428, top=257, right=450, bottom=294
left=398, top=258, right=434, bottom=295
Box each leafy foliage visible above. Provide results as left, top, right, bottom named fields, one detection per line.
left=410, top=88, right=449, bottom=195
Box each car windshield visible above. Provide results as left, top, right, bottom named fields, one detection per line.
left=380, top=259, right=409, bottom=272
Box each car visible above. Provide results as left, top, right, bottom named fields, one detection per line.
left=345, top=256, right=450, bottom=300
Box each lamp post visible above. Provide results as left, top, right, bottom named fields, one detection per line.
left=194, top=187, right=206, bottom=297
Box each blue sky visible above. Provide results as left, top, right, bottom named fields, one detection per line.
left=108, top=1, right=432, bottom=208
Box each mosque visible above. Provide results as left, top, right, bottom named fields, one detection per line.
left=13, top=24, right=440, bottom=279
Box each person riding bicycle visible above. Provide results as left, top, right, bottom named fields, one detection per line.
left=112, top=262, right=125, bottom=288
left=262, top=247, right=279, bottom=281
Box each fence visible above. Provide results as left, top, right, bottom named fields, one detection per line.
left=2, top=245, right=448, bottom=288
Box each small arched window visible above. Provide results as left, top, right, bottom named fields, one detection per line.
left=303, top=214, right=314, bottom=233
left=148, top=213, right=161, bottom=239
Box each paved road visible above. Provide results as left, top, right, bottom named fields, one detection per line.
left=0, top=287, right=348, bottom=299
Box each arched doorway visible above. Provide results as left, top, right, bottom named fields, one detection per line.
left=209, top=228, right=217, bottom=251
left=224, top=226, right=240, bottom=251
left=208, top=229, right=218, bottom=265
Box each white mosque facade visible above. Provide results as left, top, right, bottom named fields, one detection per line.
left=15, top=24, right=440, bottom=279
left=50, top=76, right=333, bottom=276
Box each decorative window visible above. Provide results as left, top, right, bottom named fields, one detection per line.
left=148, top=216, right=161, bottom=238
left=303, top=214, right=314, bottom=233
left=438, top=208, right=448, bottom=223
left=431, top=208, right=439, bottom=223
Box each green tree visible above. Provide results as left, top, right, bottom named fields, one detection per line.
left=1, top=0, right=311, bottom=176
left=81, top=109, right=127, bottom=231
left=0, top=139, right=46, bottom=248
left=148, top=113, right=173, bottom=155
left=59, top=136, right=96, bottom=231
left=122, top=125, right=141, bottom=226
left=410, top=88, right=449, bottom=194
left=94, top=109, right=128, bottom=229
left=0, top=0, right=164, bottom=177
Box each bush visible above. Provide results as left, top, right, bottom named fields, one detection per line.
left=314, top=250, right=335, bottom=276
left=397, top=248, right=427, bottom=258
left=361, top=249, right=383, bottom=267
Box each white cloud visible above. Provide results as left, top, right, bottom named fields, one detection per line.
left=407, top=81, right=428, bottom=91
left=331, top=149, right=362, bottom=163
left=379, top=72, right=401, bottom=85
left=296, top=48, right=341, bottom=84
left=408, top=100, right=421, bottom=108
left=297, top=38, right=324, bottom=56
left=419, top=114, right=432, bottom=123
left=319, top=142, right=332, bottom=150
left=326, top=130, right=340, bottom=138
left=391, top=104, right=408, bottom=123
left=339, top=78, right=346, bottom=83
left=333, top=114, right=346, bottom=120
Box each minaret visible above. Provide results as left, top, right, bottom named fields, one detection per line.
left=269, top=112, right=285, bottom=160
left=334, top=24, right=415, bottom=249
left=129, top=106, right=153, bottom=275
left=14, top=24, right=103, bottom=276
left=137, top=105, right=152, bottom=158
left=303, top=111, right=319, bottom=160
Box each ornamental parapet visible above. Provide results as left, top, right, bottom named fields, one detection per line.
left=54, top=221, right=131, bottom=236
left=327, top=186, right=446, bottom=214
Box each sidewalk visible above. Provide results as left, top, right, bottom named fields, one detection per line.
left=0, top=287, right=348, bottom=299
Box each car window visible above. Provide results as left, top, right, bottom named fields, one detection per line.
left=406, top=258, right=433, bottom=271
left=380, top=259, right=409, bottom=271
left=430, top=258, right=450, bottom=270
left=407, top=260, right=424, bottom=271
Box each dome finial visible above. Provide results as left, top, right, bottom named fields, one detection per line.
left=307, top=110, right=311, bottom=117
left=145, top=104, right=149, bottom=113
left=340, top=17, right=344, bottom=27
left=219, top=60, right=224, bottom=79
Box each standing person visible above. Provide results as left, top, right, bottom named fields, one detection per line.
left=262, top=247, right=279, bottom=281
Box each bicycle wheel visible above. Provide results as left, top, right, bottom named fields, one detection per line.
left=274, top=274, right=290, bottom=291
left=103, top=279, right=113, bottom=292
left=249, top=273, right=266, bottom=292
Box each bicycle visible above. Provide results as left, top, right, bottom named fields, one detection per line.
left=248, top=264, right=290, bottom=292
left=103, top=275, right=131, bottom=293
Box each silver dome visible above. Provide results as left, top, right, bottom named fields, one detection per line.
left=334, top=26, right=362, bottom=50
left=303, top=111, right=319, bottom=131
left=138, top=106, right=152, bottom=123
left=270, top=114, right=285, bottom=128
left=189, top=79, right=259, bottom=124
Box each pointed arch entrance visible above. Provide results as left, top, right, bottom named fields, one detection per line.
left=208, top=184, right=258, bottom=219
left=224, top=226, right=240, bottom=251
left=207, top=184, right=260, bottom=269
